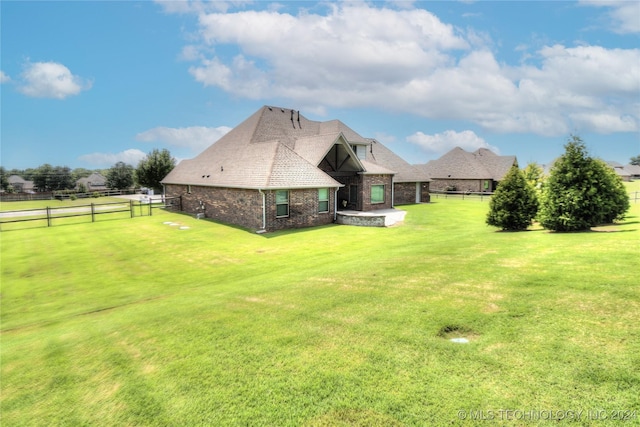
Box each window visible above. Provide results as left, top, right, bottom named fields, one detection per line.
left=318, top=188, right=329, bottom=213
left=371, top=185, right=385, bottom=204
left=351, top=144, right=366, bottom=160
left=276, top=190, right=289, bottom=217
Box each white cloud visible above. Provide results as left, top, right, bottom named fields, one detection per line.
left=188, top=3, right=467, bottom=101
left=136, top=125, right=231, bottom=152
left=0, top=71, right=10, bottom=83
left=580, top=0, right=640, bottom=34
left=79, top=149, right=146, bottom=167
left=170, top=3, right=639, bottom=137
left=18, top=61, right=91, bottom=99
left=569, top=112, right=637, bottom=134
left=407, top=130, right=499, bottom=155
left=155, top=0, right=235, bottom=14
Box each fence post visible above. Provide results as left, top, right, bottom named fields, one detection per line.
left=91, top=203, right=95, bottom=222
left=47, top=207, right=51, bottom=227
left=130, top=200, right=134, bottom=218
left=149, top=199, right=152, bottom=216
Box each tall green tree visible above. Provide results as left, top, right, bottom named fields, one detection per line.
left=522, top=162, right=544, bottom=188
left=0, top=166, right=9, bottom=191
left=630, top=155, right=640, bottom=166
left=135, top=149, right=176, bottom=193
left=106, top=162, right=134, bottom=190
left=33, top=164, right=54, bottom=191
left=52, top=166, right=74, bottom=190
left=538, top=136, right=630, bottom=231
left=33, top=164, right=73, bottom=191
left=486, top=165, right=539, bottom=231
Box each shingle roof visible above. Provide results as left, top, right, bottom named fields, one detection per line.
left=416, top=147, right=516, bottom=180
left=367, top=140, right=429, bottom=182
left=624, top=164, right=640, bottom=176
left=605, top=161, right=631, bottom=178
left=162, top=106, right=428, bottom=189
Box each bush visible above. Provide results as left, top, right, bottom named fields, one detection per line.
left=486, top=165, right=538, bottom=231
left=92, top=192, right=101, bottom=198
left=538, top=136, right=630, bottom=231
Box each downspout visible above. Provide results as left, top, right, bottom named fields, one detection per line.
left=258, top=189, right=266, bottom=232
left=391, top=176, right=395, bottom=208
left=334, top=187, right=339, bottom=222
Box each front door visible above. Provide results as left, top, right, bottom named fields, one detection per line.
left=349, top=185, right=358, bottom=208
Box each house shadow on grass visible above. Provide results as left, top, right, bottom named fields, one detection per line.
left=259, top=223, right=341, bottom=239
left=175, top=211, right=342, bottom=237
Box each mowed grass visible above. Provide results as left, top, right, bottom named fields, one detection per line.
left=1, top=192, right=639, bottom=426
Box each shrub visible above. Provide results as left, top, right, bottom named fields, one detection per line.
left=538, top=136, right=630, bottom=231
left=486, top=165, right=538, bottom=231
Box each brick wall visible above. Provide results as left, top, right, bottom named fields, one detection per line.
left=165, top=184, right=264, bottom=230
left=393, top=182, right=431, bottom=205
left=361, top=174, right=393, bottom=211
left=263, top=188, right=336, bottom=232
left=164, top=184, right=336, bottom=232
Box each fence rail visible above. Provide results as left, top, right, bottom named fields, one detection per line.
left=429, top=190, right=494, bottom=201
left=0, top=189, right=137, bottom=202
left=0, top=196, right=182, bottom=231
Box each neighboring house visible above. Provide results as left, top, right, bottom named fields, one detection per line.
left=415, top=147, right=517, bottom=192
left=76, top=173, right=108, bottom=192
left=624, top=164, right=640, bottom=180
left=605, top=161, right=632, bottom=182
left=162, top=106, right=430, bottom=232
left=7, top=175, right=35, bottom=193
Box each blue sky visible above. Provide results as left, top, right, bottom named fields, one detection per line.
left=2, top=1, right=639, bottom=171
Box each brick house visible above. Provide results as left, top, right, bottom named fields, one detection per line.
left=416, top=147, right=517, bottom=192
left=76, top=173, right=108, bottom=192
left=7, top=175, right=35, bottom=193
left=162, top=106, right=430, bottom=232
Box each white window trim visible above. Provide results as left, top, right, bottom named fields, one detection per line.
left=318, top=188, right=329, bottom=213
left=275, top=190, right=289, bottom=218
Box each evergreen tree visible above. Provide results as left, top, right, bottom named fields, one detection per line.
left=538, top=136, right=629, bottom=231
left=591, top=159, right=630, bottom=224
left=135, top=149, right=176, bottom=193
left=486, top=165, right=538, bottom=231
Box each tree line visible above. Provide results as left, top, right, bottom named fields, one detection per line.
left=487, top=136, right=632, bottom=232
left=0, top=149, right=176, bottom=194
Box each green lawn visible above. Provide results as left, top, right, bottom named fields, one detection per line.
left=1, top=193, right=639, bottom=425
